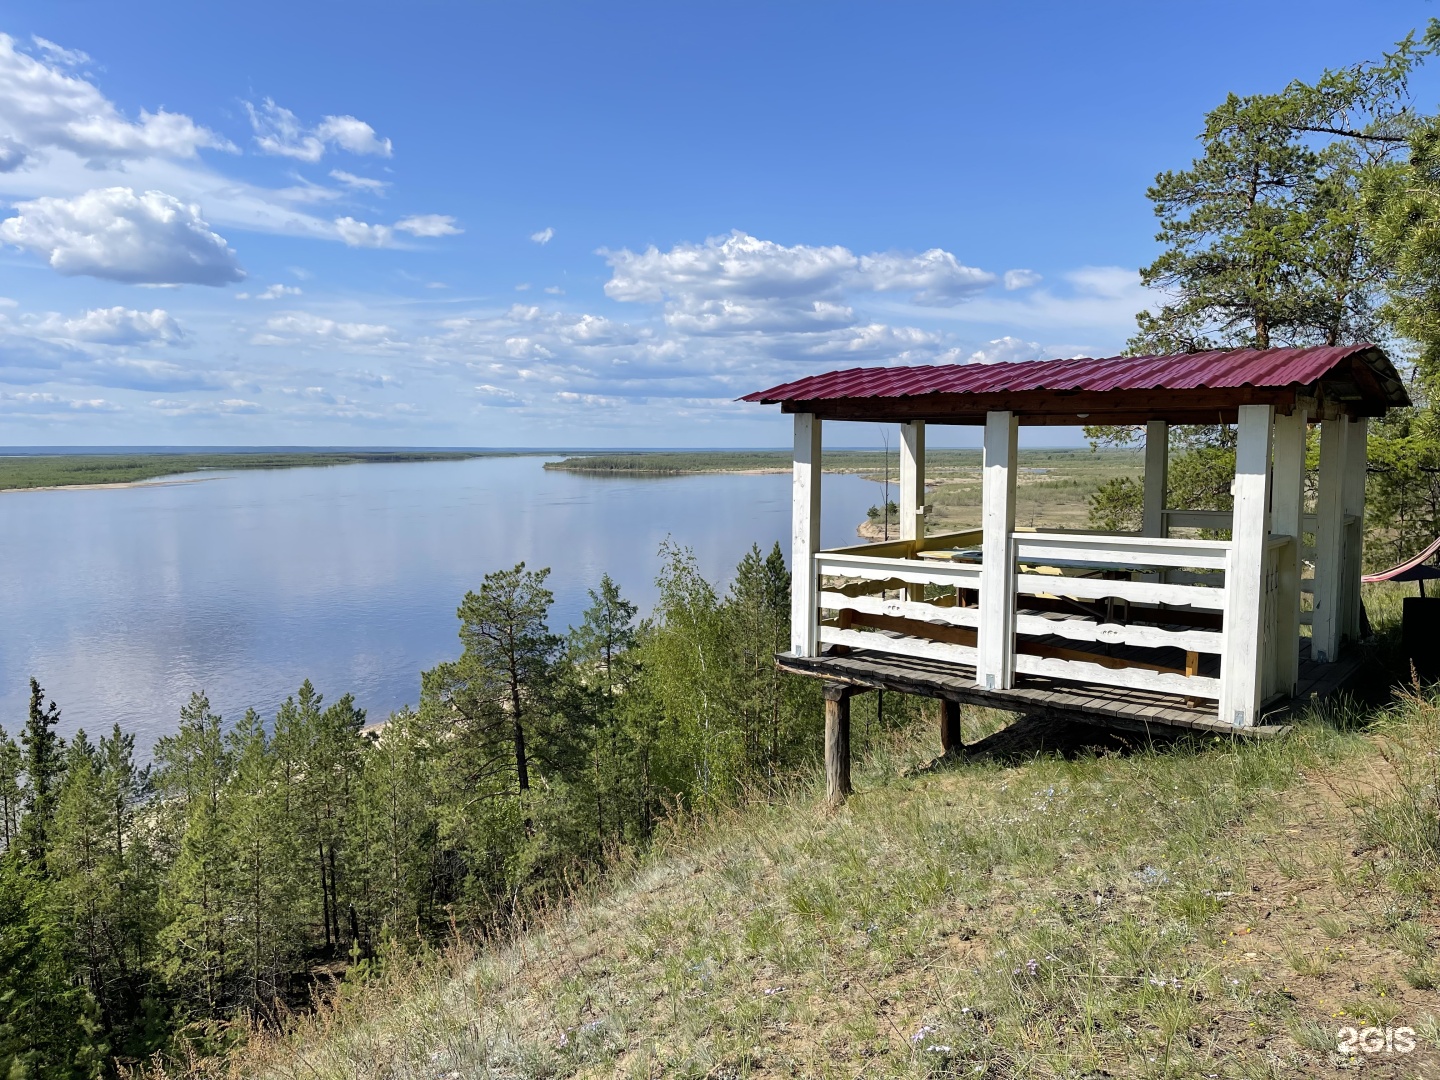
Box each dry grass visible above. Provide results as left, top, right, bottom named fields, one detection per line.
left=164, top=686, right=1440, bottom=1080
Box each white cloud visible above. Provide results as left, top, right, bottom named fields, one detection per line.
left=965, top=336, right=1048, bottom=365
left=315, top=115, right=392, bottom=157
left=329, top=169, right=389, bottom=193
left=86, top=358, right=225, bottom=391
left=474, top=383, right=524, bottom=408
left=256, top=310, right=394, bottom=345
left=0, top=34, right=233, bottom=166
left=555, top=391, right=623, bottom=408
left=1003, top=269, right=1041, bottom=290
left=0, top=390, right=121, bottom=414
left=246, top=98, right=392, bottom=162
left=857, top=249, right=995, bottom=305
left=32, top=306, right=184, bottom=345
left=258, top=284, right=302, bottom=300
left=150, top=396, right=262, bottom=416
left=544, top=285, right=564, bottom=295
left=0, top=187, right=244, bottom=285
left=602, top=231, right=995, bottom=334
left=334, top=215, right=394, bottom=248
left=0, top=35, right=448, bottom=253
left=530, top=227, right=554, bottom=245
left=605, top=231, right=857, bottom=305
left=30, top=36, right=90, bottom=68
left=395, top=214, right=461, bottom=237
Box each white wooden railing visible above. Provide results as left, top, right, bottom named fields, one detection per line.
left=804, top=527, right=1308, bottom=721
left=1009, top=532, right=1228, bottom=700
left=814, top=546, right=981, bottom=667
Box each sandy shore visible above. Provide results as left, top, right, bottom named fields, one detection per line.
left=0, top=475, right=222, bottom=494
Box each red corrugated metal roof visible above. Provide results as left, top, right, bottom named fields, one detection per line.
left=740, top=345, right=1398, bottom=404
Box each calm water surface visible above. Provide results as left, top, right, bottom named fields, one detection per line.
left=0, top=457, right=879, bottom=746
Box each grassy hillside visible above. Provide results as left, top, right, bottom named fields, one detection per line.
left=0, top=451, right=495, bottom=491
left=188, top=653, right=1440, bottom=1078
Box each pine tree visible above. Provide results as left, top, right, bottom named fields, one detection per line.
left=51, top=732, right=121, bottom=1038
left=19, top=678, right=66, bottom=871
left=0, top=858, right=106, bottom=1079
left=0, top=725, right=21, bottom=854
left=455, top=563, right=564, bottom=796
left=224, top=709, right=301, bottom=1009
left=352, top=708, right=442, bottom=940
left=569, top=575, right=638, bottom=848
left=153, top=693, right=234, bottom=1014
left=725, top=543, right=796, bottom=779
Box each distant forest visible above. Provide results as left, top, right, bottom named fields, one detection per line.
left=0, top=451, right=497, bottom=491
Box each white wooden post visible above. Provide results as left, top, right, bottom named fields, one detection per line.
left=1270, top=408, right=1308, bottom=697
left=1312, top=416, right=1349, bottom=662
left=1142, top=420, right=1169, bottom=537
left=1219, top=404, right=1274, bottom=728
left=791, top=413, right=822, bottom=656
left=1341, top=418, right=1368, bottom=642
left=977, top=411, right=1018, bottom=690
left=899, top=420, right=926, bottom=543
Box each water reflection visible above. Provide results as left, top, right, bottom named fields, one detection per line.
left=0, top=457, right=879, bottom=746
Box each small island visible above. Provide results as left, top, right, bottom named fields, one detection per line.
left=547, top=448, right=1143, bottom=535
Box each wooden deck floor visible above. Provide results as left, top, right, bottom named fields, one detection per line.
left=776, top=638, right=1361, bottom=739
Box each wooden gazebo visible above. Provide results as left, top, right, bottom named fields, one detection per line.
left=742, top=345, right=1409, bottom=802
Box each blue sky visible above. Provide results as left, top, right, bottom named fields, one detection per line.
left=0, top=1, right=1431, bottom=447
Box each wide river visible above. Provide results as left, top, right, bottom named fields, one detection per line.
left=0, top=456, right=880, bottom=747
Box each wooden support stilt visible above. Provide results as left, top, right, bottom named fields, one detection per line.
left=939, top=698, right=962, bottom=756
left=824, top=682, right=853, bottom=805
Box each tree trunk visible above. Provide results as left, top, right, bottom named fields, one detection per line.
left=318, top=843, right=332, bottom=950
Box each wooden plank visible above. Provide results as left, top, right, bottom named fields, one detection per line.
left=1015, top=612, right=1222, bottom=654
left=1016, top=572, right=1226, bottom=610
left=1019, top=594, right=1224, bottom=629
left=792, top=413, right=822, bottom=656
left=819, top=626, right=979, bottom=665
left=830, top=610, right=1190, bottom=676
left=824, top=537, right=916, bottom=558
left=978, top=411, right=1018, bottom=690
left=820, top=591, right=981, bottom=628
left=1013, top=532, right=1230, bottom=570
left=1218, top=404, right=1274, bottom=728
left=1012, top=653, right=1221, bottom=699
left=816, top=552, right=982, bottom=587
left=1163, top=509, right=1233, bottom=531
left=916, top=527, right=984, bottom=551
